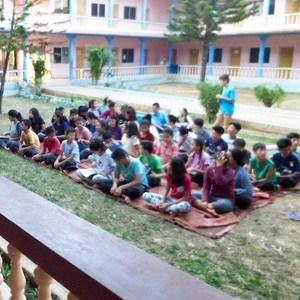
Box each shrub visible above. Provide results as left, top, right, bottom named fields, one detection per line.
left=32, top=58, right=47, bottom=86
left=87, top=46, right=111, bottom=85
left=197, top=82, right=222, bottom=123
left=254, top=84, right=286, bottom=108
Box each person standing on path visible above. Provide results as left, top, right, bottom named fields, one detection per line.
left=214, top=74, right=236, bottom=130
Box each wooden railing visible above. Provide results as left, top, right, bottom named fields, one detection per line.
left=0, top=175, right=233, bottom=300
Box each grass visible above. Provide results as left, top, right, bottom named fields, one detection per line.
left=140, top=82, right=300, bottom=111
left=1, top=96, right=300, bottom=299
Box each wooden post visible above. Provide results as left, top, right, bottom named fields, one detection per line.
left=0, top=253, right=4, bottom=300
left=34, top=267, right=53, bottom=300
left=7, top=244, right=26, bottom=300
left=68, top=292, right=80, bottom=300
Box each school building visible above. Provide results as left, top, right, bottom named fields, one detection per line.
left=1, top=0, right=300, bottom=82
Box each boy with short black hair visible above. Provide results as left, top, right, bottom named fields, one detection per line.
left=151, top=102, right=168, bottom=132
left=272, top=138, right=299, bottom=189
left=9, top=119, right=40, bottom=157
left=77, top=138, right=115, bottom=184
left=193, top=118, right=210, bottom=143
left=204, top=125, right=228, bottom=156
left=54, top=127, right=80, bottom=172
left=139, top=141, right=163, bottom=187
left=167, top=115, right=180, bottom=141
left=249, top=143, right=277, bottom=192
left=233, top=138, right=251, bottom=166
left=287, top=132, right=300, bottom=162
left=214, top=74, right=236, bottom=129
left=100, top=148, right=149, bottom=203
left=86, top=112, right=98, bottom=134
left=69, top=108, right=78, bottom=128
left=102, top=131, right=122, bottom=153
left=178, top=126, right=197, bottom=153
left=222, top=122, right=242, bottom=149
left=32, top=126, right=61, bottom=166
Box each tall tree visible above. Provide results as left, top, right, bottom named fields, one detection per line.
left=167, top=0, right=258, bottom=81
left=0, top=0, right=50, bottom=113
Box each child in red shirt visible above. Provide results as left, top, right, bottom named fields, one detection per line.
left=32, top=126, right=61, bottom=166
left=143, top=157, right=191, bottom=216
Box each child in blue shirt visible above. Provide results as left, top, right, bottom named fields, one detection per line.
left=100, top=148, right=148, bottom=203
left=214, top=74, right=236, bottom=129
left=272, top=138, right=299, bottom=189
left=54, top=127, right=80, bottom=172
left=204, top=125, right=228, bottom=157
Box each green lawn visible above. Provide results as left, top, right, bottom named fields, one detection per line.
left=0, top=96, right=300, bottom=299
left=140, top=82, right=300, bottom=111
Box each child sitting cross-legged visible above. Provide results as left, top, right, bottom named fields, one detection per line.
left=77, top=139, right=115, bottom=185
left=54, top=127, right=80, bottom=172
left=185, top=138, right=211, bottom=188
left=157, top=128, right=179, bottom=166
left=32, top=126, right=61, bottom=166
left=69, top=108, right=78, bottom=128
left=222, top=122, right=241, bottom=150
left=167, top=115, right=180, bottom=142
left=249, top=143, right=278, bottom=192
left=287, top=132, right=300, bottom=162
left=272, top=138, right=299, bottom=189
left=8, top=119, right=40, bottom=158
left=86, top=112, right=98, bottom=134
left=139, top=141, right=163, bottom=187
left=177, top=126, right=197, bottom=153
left=193, top=118, right=210, bottom=143
left=100, top=148, right=149, bottom=203
left=204, top=125, right=228, bottom=157
left=192, top=152, right=235, bottom=215
left=232, top=138, right=251, bottom=167
left=229, top=149, right=253, bottom=209
left=108, top=115, right=122, bottom=141
left=75, top=117, right=92, bottom=152
left=143, top=157, right=192, bottom=217
left=139, top=120, right=155, bottom=143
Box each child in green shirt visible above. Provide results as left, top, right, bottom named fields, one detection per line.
left=249, top=143, right=278, bottom=192
left=139, top=141, right=163, bottom=187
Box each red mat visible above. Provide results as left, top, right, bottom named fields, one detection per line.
left=67, top=160, right=300, bottom=239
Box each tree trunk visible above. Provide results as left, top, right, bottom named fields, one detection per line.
left=200, top=38, right=210, bottom=82
left=0, top=51, right=11, bottom=114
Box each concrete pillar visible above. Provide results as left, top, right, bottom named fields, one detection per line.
left=257, top=35, right=269, bottom=78
left=106, top=36, right=114, bottom=70
left=262, top=0, right=271, bottom=15
left=170, top=0, right=176, bottom=20
left=142, top=0, right=148, bottom=29
left=67, top=34, right=77, bottom=81
left=69, top=0, right=77, bottom=25
left=168, top=41, right=173, bottom=73
left=139, top=38, right=147, bottom=75
left=108, top=0, right=114, bottom=28
left=208, top=42, right=215, bottom=76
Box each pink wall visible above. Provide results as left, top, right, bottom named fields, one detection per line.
left=147, top=0, right=170, bottom=23
left=146, top=39, right=168, bottom=65
left=174, top=40, right=203, bottom=65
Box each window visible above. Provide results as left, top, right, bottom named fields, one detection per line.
left=269, top=0, right=275, bottom=15
left=214, top=48, right=223, bottom=63
left=122, top=49, right=134, bottom=63
left=54, top=0, right=69, bottom=13
left=91, top=3, right=105, bottom=17
left=249, top=47, right=270, bottom=63
left=53, top=47, right=69, bottom=64
left=124, top=6, right=136, bottom=20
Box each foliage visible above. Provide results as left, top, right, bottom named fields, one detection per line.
left=167, top=0, right=258, bottom=81
left=32, top=58, right=47, bottom=85
left=197, top=81, right=222, bottom=123
left=0, top=0, right=51, bottom=113
left=87, top=46, right=111, bottom=85
left=254, top=84, right=286, bottom=107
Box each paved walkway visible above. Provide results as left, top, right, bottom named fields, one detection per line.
left=42, top=81, right=300, bottom=134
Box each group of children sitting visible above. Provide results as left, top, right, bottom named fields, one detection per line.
left=1, top=98, right=299, bottom=217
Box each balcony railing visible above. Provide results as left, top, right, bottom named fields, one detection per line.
left=221, top=12, right=300, bottom=34
left=0, top=175, right=233, bottom=300
left=74, top=65, right=300, bottom=80
left=0, top=70, right=24, bottom=82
